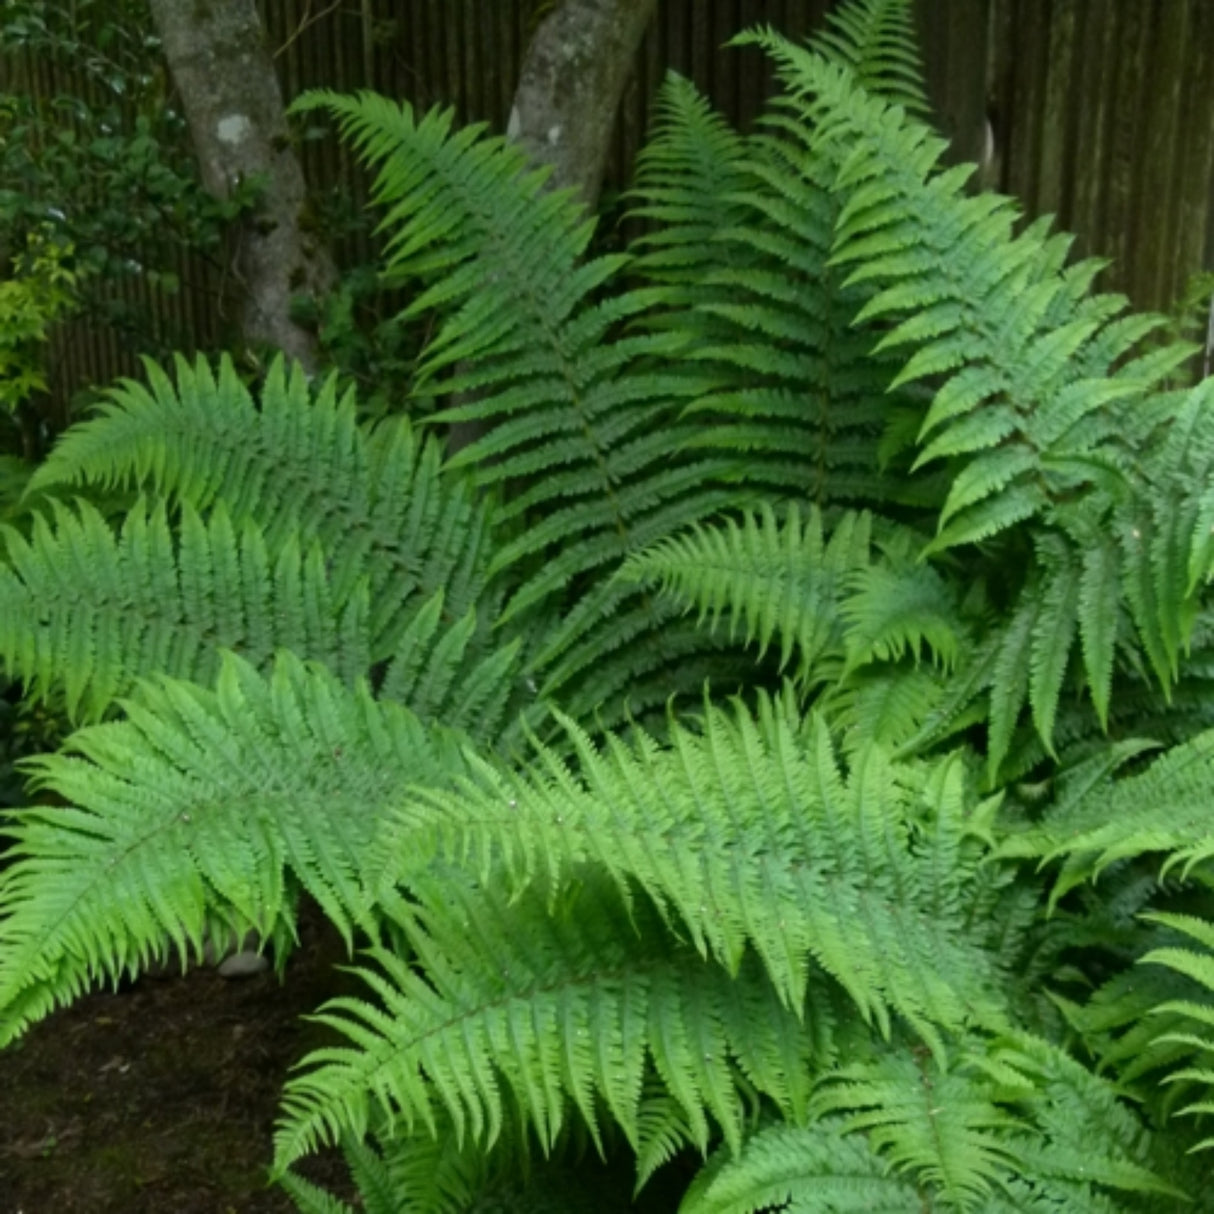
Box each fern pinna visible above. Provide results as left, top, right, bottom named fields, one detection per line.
left=2, top=1, right=1214, bottom=1210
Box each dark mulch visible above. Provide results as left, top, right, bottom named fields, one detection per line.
left=0, top=906, right=355, bottom=1214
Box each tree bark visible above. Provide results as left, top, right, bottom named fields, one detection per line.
left=508, top=0, right=658, bottom=211
left=146, top=0, right=334, bottom=371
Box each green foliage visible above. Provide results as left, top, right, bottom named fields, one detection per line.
left=630, top=71, right=933, bottom=513
left=297, top=262, right=421, bottom=423
left=272, top=700, right=1005, bottom=1178
left=0, top=0, right=243, bottom=372
left=620, top=504, right=964, bottom=747
left=807, top=0, right=930, bottom=116
left=0, top=495, right=372, bottom=721
left=29, top=354, right=496, bottom=666
left=291, top=90, right=745, bottom=722
left=0, top=226, right=76, bottom=418
left=0, top=651, right=471, bottom=1045
left=1005, top=733, right=1214, bottom=1154
left=682, top=1033, right=1175, bottom=1213
left=276, top=873, right=817, bottom=1169
left=0, top=0, right=259, bottom=622
left=3, top=2, right=1214, bottom=1211
left=0, top=454, right=33, bottom=522
left=1163, top=268, right=1214, bottom=382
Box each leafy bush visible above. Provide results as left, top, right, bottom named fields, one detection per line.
left=2, top=1, right=1214, bottom=1210
left=0, top=0, right=250, bottom=418
left=0, top=226, right=76, bottom=420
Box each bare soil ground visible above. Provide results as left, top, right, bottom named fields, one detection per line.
left=0, top=906, right=353, bottom=1214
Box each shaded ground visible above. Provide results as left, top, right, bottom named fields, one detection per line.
left=0, top=906, right=354, bottom=1213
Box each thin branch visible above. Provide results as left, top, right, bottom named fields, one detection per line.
left=275, top=0, right=345, bottom=61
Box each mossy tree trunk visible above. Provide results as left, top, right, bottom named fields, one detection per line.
left=509, top=0, right=658, bottom=210
left=147, top=0, right=334, bottom=372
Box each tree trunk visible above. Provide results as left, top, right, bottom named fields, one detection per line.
left=508, top=0, right=658, bottom=211
left=146, top=0, right=334, bottom=372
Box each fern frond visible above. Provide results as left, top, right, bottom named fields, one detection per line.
left=274, top=872, right=821, bottom=1172
left=277, top=1169, right=357, bottom=1214
left=374, top=589, right=531, bottom=751
left=296, top=90, right=744, bottom=719
left=636, top=89, right=930, bottom=509
left=284, top=1111, right=664, bottom=1214
left=1077, top=532, right=1122, bottom=730
left=810, top=1052, right=1020, bottom=1208
left=811, top=1032, right=1175, bottom=1209
left=826, top=664, right=950, bottom=749
left=1008, top=729, right=1214, bottom=1151
left=807, top=0, right=930, bottom=117
left=1027, top=535, right=1081, bottom=750
left=0, top=454, right=32, bottom=523
left=738, top=42, right=1134, bottom=493
left=666, top=1, right=936, bottom=507
left=680, top=1116, right=920, bottom=1212
left=775, top=48, right=1148, bottom=539
left=629, top=17, right=945, bottom=519
left=0, top=652, right=467, bottom=1045
left=840, top=535, right=962, bottom=674
left=1024, top=728, right=1214, bottom=886
left=732, top=30, right=1214, bottom=755
left=619, top=505, right=962, bottom=727
left=619, top=504, right=870, bottom=681
left=683, top=1031, right=1174, bottom=1212
left=388, top=695, right=1005, bottom=1047
left=0, top=498, right=369, bottom=720
left=30, top=354, right=493, bottom=658
left=630, top=74, right=752, bottom=292
left=1137, top=909, right=1214, bottom=1149
left=281, top=1120, right=505, bottom=1214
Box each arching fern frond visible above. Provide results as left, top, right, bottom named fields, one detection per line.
left=630, top=2, right=940, bottom=512
left=632, top=82, right=933, bottom=510
left=375, top=589, right=534, bottom=753
left=825, top=663, right=953, bottom=750
left=281, top=1111, right=682, bottom=1214
left=1003, top=730, right=1214, bottom=1152
left=839, top=528, right=962, bottom=674
left=274, top=872, right=823, bottom=1173
left=0, top=498, right=369, bottom=721
left=739, top=35, right=1160, bottom=541
left=387, top=695, right=1006, bottom=1047
left=680, top=1116, right=921, bottom=1212
left=0, top=651, right=468, bottom=1046
left=29, top=355, right=493, bottom=658
left=728, top=32, right=1214, bottom=768
left=279, top=1120, right=501, bottom=1214
left=1015, top=727, right=1214, bottom=889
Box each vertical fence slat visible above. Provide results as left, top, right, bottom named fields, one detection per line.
left=1181, top=2, right=1214, bottom=310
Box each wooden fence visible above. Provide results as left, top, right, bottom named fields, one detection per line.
left=6, top=0, right=1214, bottom=401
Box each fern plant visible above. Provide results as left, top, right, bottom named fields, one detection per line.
left=290, top=90, right=748, bottom=723
left=3, top=1, right=1214, bottom=1211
